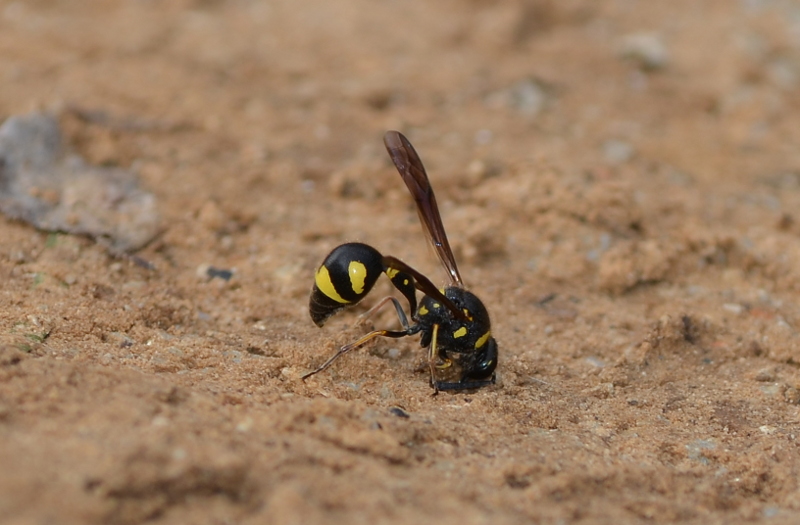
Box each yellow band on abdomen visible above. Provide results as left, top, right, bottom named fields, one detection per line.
left=348, top=261, right=368, bottom=294
left=315, top=266, right=348, bottom=303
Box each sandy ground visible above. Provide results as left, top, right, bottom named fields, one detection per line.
left=2, top=1, right=800, bottom=523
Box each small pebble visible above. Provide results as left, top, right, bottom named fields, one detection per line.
left=603, top=139, right=635, bottom=164
left=389, top=406, right=410, bottom=418
left=722, top=303, right=744, bottom=315
left=619, top=33, right=669, bottom=70
left=754, top=368, right=775, bottom=382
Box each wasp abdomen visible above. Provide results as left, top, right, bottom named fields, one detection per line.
left=309, top=242, right=384, bottom=326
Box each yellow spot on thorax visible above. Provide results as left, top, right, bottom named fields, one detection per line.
left=453, top=327, right=467, bottom=338
left=418, top=305, right=429, bottom=316
left=348, top=261, right=368, bottom=294
left=385, top=268, right=399, bottom=279
left=315, top=266, right=348, bottom=303
left=475, top=330, right=491, bottom=349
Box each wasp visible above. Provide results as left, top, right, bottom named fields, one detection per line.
left=302, top=131, right=498, bottom=392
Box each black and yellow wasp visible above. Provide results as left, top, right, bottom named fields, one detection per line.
left=303, top=131, right=498, bottom=392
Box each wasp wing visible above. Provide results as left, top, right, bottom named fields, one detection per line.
left=384, top=131, right=463, bottom=286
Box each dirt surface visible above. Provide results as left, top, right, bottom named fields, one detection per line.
left=2, top=1, right=800, bottom=523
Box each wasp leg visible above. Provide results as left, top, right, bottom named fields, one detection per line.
left=357, top=296, right=412, bottom=331
left=304, top=294, right=420, bottom=382
left=427, top=324, right=441, bottom=394
left=302, top=327, right=418, bottom=381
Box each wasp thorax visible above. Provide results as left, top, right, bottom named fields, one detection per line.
left=416, top=287, right=494, bottom=380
